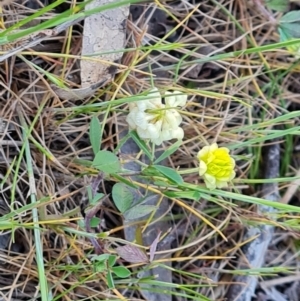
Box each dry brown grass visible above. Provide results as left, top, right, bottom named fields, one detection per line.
left=0, top=0, right=300, bottom=300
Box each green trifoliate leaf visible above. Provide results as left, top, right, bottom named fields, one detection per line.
left=278, top=11, right=300, bottom=57
left=264, top=0, right=288, bottom=12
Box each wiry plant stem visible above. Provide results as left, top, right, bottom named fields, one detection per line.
left=18, top=109, right=49, bottom=301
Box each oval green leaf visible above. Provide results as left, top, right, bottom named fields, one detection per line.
left=153, top=165, right=183, bottom=184
left=90, top=116, right=101, bottom=155
left=154, top=140, right=182, bottom=164
left=90, top=217, right=101, bottom=228
left=129, top=130, right=153, bottom=160
left=164, top=190, right=201, bottom=201
left=279, top=23, right=300, bottom=39
left=91, top=254, right=110, bottom=262
left=280, top=10, right=300, bottom=23
left=92, top=150, right=120, bottom=173
left=264, top=0, right=288, bottom=12
left=106, top=269, right=115, bottom=289
left=111, top=266, right=131, bottom=278
left=90, top=192, right=105, bottom=205
left=108, top=255, right=117, bottom=267
left=112, top=183, right=133, bottom=213
left=94, top=262, right=106, bottom=273
left=124, top=204, right=157, bottom=220
left=112, top=173, right=138, bottom=189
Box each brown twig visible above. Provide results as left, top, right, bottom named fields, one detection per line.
left=83, top=173, right=109, bottom=255
left=225, top=142, right=280, bottom=301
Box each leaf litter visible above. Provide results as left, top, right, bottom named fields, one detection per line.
left=0, top=0, right=300, bottom=300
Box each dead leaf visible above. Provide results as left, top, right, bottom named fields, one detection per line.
left=51, top=78, right=108, bottom=100
left=149, top=231, right=161, bottom=262
left=116, top=245, right=149, bottom=264
left=81, top=0, right=129, bottom=88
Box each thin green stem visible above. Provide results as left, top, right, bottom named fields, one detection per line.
left=18, top=110, right=49, bottom=301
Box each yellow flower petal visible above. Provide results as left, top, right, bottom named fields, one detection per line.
left=199, top=161, right=207, bottom=176
left=197, top=143, right=235, bottom=190
left=203, top=174, right=216, bottom=190
left=229, top=171, right=236, bottom=181
left=216, top=180, right=228, bottom=189
left=197, top=146, right=210, bottom=160
left=210, top=143, right=218, bottom=152
left=230, top=158, right=236, bottom=168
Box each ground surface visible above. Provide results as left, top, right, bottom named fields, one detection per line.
left=0, top=0, right=300, bottom=301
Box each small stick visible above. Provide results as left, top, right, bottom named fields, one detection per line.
left=83, top=172, right=108, bottom=255
left=225, top=143, right=280, bottom=301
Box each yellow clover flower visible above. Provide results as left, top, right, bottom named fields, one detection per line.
left=197, top=143, right=235, bottom=190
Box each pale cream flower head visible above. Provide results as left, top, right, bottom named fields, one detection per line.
left=126, top=88, right=187, bottom=145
